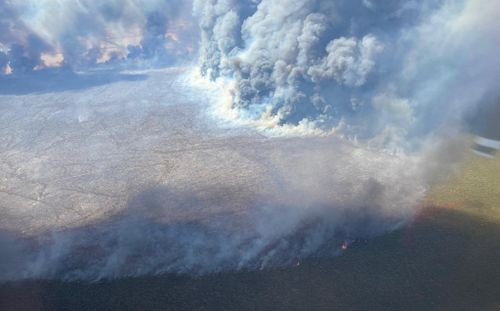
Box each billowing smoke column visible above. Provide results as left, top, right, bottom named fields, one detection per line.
left=194, top=0, right=500, bottom=147
left=0, top=0, right=196, bottom=74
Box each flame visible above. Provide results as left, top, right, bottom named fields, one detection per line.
left=96, top=48, right=122, bottom=64
left=40, top=52, right=64, bottom=68
left=95, top=26, right=143, bottom=64
left=165, top=32, right=179, bottom=42
left=3, top=64, right=12, bottom=75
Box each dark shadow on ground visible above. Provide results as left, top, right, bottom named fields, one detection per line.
left=1, top=206, right=500, bottom=311
left=0, top=68, right=148, bottom=95
left=0, top=185, right=385, bottom=283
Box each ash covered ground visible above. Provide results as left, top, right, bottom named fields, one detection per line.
left=0, top=68, right=426, bottom=280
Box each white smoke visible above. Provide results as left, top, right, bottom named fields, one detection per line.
left=194, top=0, right=500, bottom=146
left=0, top=0, right=197, bottom=73
left=0, top=134, right=427, bottom=281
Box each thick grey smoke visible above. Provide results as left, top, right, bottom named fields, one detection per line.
left=0, top=0, right=196, bottom=74
left=194, top=0, right=500, bottom=147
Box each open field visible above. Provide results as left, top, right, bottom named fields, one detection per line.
left=1, top=150, right=499, bottom=311
left=428, top=150, right=500, bottom=221
left=0, top=69, right=425, bottom=280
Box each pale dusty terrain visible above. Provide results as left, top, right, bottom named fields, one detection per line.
left=0, top=69, right=273, bottom=233
left=0, top=68, right=420, bottom=236
left=0, top=68, right=427, bottom=280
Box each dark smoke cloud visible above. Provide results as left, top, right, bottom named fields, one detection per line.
left=194, top=0, right=500, bottom=147
left=0, top=0, right=197, bottom=74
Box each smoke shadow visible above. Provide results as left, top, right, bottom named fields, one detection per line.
left=1, top=207, right=500, bottom=311
left=0, top=68, right=148, bottom=95
left=0, top=184, right=394, bottom=282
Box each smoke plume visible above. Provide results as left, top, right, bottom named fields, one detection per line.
left=0, top=0, right=196, bottom=74
left=0, top=134, right=426, bottom=281
left=195, top=0, right=500, bottom=146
